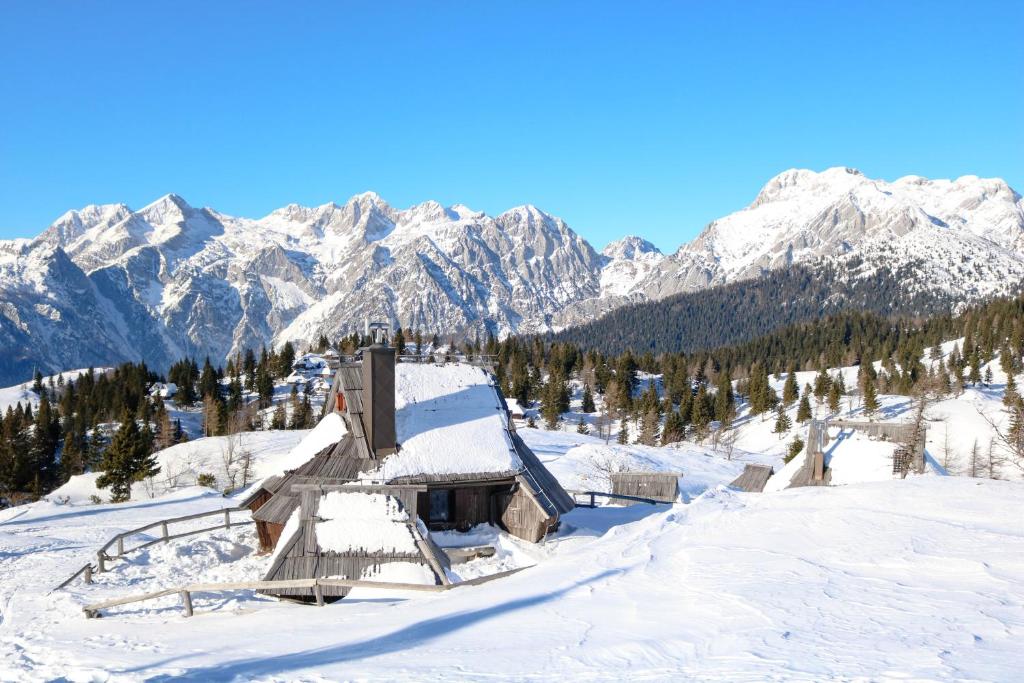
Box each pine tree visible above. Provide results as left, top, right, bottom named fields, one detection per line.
left=30, top=395, right=60, bottom=491
left=796, top=388, right=813, bottom=423
left=96, top=413, right=159, bottom=503
left=58, top=431, right=84, bottom=483
left=617, top=420, right=629, bottom=444
left=827, top=380, right=842, bottom=415
left=243, top=348, right=257, bottom=392
left=748, top=363, right=772, bottom=417
left=576, top=417, right=589, bottom=435
left=863, top=377, right=880, bottom=417
left=786, top=436, right=805, bottom=463
left=581, top=384, right=595, bottom=413
left=638, top=404, right=660, bottom=446
left=715, top=370, right=735, bottom=422
left=541, top=377, right=563, bottom=430
left=393, top=327, right=406, bottom=354
left=690, top=385, right=711, bottom=440
left=782, top=364, right=799, bottom=405
left=1004, top=373, right=1019, bottom=407
left=968, top=350, right=982, bottom=385
left=661, top=409, right=685, bottom=445
left=984, top=366, right=993, bottom=386
left=278, top=342, right=296, bottom=377
left=813, top=367, right=831, bottom=403
left=773, top=404, right=792, bottom=437
left=271, top=402, right=288, bottom=430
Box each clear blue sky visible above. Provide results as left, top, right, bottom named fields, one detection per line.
left=1, top=1, right=1021, bottom=251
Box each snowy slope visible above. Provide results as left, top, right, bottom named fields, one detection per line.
left=0, top=368, right=107, bottom=412
left=1, top=450, right=1021, bottom=680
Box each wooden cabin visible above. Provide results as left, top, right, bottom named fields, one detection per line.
left=246, top=333, right=574, bottom=598
left=728, top=464, right=774, bottom=493
left=609, top=471, right=681, bottom=503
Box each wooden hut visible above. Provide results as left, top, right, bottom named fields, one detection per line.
left=251, top=334, right=574, bottom=597
left=609, top=471, right=681, bottom=503
left=728, top=464, right=774, bottom=493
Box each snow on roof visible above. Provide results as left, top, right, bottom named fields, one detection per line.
left=366, top=363, right=522, bottom=481
left=260, top=412, right=348, bottom=479
left=316, top=491, right=419, bottom=554
left=504, top=397, right=527, bottom=415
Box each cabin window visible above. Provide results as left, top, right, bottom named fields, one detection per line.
left=428, top=489, right=452, bottom=523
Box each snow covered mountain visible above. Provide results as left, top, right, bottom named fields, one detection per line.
left=633, top=167, right=1024, bottom=300
left=1, top=167, right=1022, bottom=384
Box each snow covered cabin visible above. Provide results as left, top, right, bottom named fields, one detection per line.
left=245, top=338, right=573, bottom=596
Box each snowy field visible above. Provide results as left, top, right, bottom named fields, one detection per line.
left=2, top=342, right=1024, bottom=680
left=1, top=423, right=1023, bottom=680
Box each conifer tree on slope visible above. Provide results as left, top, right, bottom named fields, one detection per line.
left=691, top=384, right=711, bottom=440
left=782, top=364, right=799, bottom=405
left=581, top=384, right=596, bottom=413
left=862, top=376, right=881, bottom=418
left=796, top=386, right=813, bottom=423
left=715, top=370, right=736, bottom=423
left=774, top=404, right=792, bottom=437
left=30, top=395, right=60, bottom=492
left=97, top=412, right=160, bottom=503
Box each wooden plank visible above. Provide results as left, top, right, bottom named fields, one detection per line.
left=180, top=591, right=193, bottom=618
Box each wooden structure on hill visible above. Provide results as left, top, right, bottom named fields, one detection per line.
left=829, top=419, right=926, bottom=476
left=788, top=419, right=831, bottom=488
left=246, top=328, right=574, bottom=598
left=729, top=464, right=774, bottom=493
left=609, top=471, right=680, bottom=503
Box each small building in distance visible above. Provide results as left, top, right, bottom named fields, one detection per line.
left=728, top=464, right=774, bottom=493
left=609, top=471, right=681, bottom=503
left=149, top=382, right=177, bottom=399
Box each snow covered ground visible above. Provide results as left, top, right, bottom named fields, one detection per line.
left=1, top=462, right=1021, bottom=681
left=3, top=343, right=1024, bottom=679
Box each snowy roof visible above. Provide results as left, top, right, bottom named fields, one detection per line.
left=316, top=491, right=419, bottom=554
left=363, top=363, right=522, bottom=481
left=504, top=398, right=527, bottom=416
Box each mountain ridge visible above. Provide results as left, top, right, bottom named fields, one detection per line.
left=1, top=167, right=1021, bottom=384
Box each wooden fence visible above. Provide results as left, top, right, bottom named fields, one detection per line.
left=82, top=565, right=533, bottom=619
left=567, top=490, right=670, bottom=508
left=53, top=505, right=252, bottom=591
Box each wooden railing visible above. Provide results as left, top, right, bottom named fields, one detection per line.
left=82, top=565, right=533, bottom=619
left=568, top=490, right=670, bottom=508
left=53, top=505, right=252, bottom=591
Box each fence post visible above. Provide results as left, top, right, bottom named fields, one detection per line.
left=84, top=564, right=93, bottom=584
left=97, top=551, right=106, bottom=573
left=314, top=583, right=325, bottom=607
left=224, top=509, right=230, bottom=529
left=161, top=522, right=169, bottom=541
left=116, top=536, right=124, bottom=557
left=180, top=590, right=193, bottom=618
left=589, top=492, right=595, bottom=508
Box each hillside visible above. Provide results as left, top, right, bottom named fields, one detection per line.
left=1, top=167, right=1021, bottom=385
left=549, top=260, right=962, bottom=355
